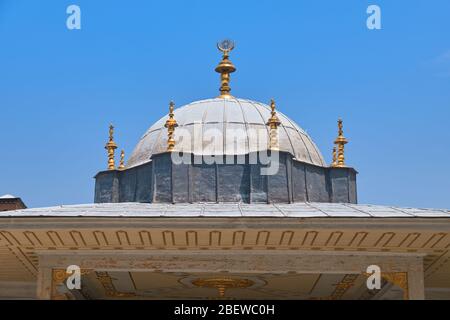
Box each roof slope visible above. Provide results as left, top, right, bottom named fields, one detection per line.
left=1, top=202, right=449, bottom=218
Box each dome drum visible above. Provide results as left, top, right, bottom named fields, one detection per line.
left=94, top=151, right=357, bottom=204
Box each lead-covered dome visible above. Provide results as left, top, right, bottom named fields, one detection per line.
left=95, top=42, right=357, bottom=206
left=127, top=97, right=326, bottom=168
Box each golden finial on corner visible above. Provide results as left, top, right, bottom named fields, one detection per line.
left=332, top=146, right=337, bottom=167
left=105, top=124, right=118, bottom=170
left=331, top=118, right=348, bottom=167
left=215, top=39, right=236, bottom=99
left=266, top=99, right=281, bottom=150
left=119, top=150, right=125, bottom=170
left=164, top=101, right=178, bottom=152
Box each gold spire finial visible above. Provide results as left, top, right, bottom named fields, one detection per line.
left=332, top=146, right=337, bottom=166
left=164, top=101, right=178, bottom=152
left=332, top=118, right=348, bottom=167
left=266, top=99, right=281, bottom=150
left=119, top=150, right=125, bottom=170
left=215, top=39, right=236, bottom=99
left=105, top=124, right=118, bottom=170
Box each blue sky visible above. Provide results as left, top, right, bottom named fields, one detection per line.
left=0, top=0, right=449, bottom=208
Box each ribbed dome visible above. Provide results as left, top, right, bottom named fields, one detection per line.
left=127, top=97, right=326, bottom=168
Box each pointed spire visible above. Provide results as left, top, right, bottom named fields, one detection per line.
left=331, top=118, right=348, bottom=167
left=105, top=124, right=118, bottom=170
left=215, top=39, right=236, bottom=99
left=164, top=101, right=178, bottom=152
left=119, top=150, right=125, bottom=170
left=266, top=99, right=281, bottom=150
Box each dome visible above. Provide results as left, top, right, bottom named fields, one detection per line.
left=95, top=43, right=356, bottom=206
left=127, top=97, right=326, bottom=168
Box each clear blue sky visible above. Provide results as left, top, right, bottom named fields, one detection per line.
left=1, top=0, right=449, bottom=209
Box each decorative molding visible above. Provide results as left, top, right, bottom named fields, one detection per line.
left=95, top=271, right=136, bottom=298
left=0, top=227, right=448, bottom=292
left=328, top=274, right=359, bottom=300
left=192, top=277, right=254, bottom=298
left=381, top=272, right=408, bottom=300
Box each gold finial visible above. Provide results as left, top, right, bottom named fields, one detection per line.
left=215, top=39, right=236, bottom=99
left=119, top=150, right=125, bottom=170
left=332, top=118, right=348, bottom=167
left=266, top=99, right=281, bottom=150
left=105, top=124, right=118, bottom=170
left=192, top=277, right=253, bottom=299
left=332, top=146, right=337, bottom=166
left=164, top=101, right=178, bottom=152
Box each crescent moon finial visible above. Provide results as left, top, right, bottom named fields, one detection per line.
left=217, top=39, right=235, bottom=54
left=215, top=39, right=236, bottom=98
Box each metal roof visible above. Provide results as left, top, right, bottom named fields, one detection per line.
left=126, top=97, right=326, bottom=168
left=0, top=194, right=17, bottom=199
left=1, top=202, right=449, bottom=218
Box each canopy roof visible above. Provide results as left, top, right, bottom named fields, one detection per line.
left=2, top=202, right=449, bottom=218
